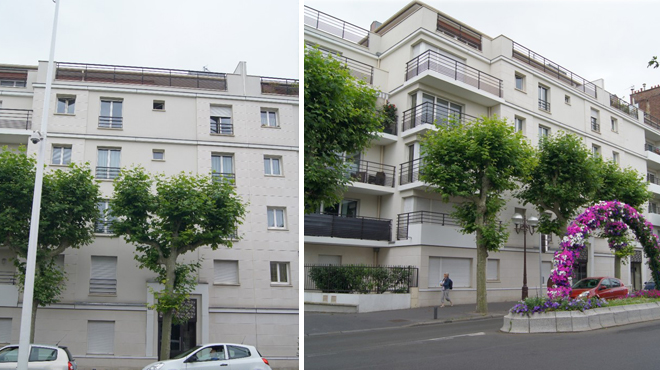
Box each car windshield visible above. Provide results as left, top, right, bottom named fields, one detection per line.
left=172, top=346, right=202, bottom=360
left=572, top=278, right=601, bottom=289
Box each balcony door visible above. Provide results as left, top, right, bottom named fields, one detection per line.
left=323, top=199, right=358, bottom=218
left=421, top=93, right=462, bottom=125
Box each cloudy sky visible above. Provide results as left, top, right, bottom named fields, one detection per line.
left=0, top=0, right=299, bottom=79
left=305, top=0, right=660, bottom=100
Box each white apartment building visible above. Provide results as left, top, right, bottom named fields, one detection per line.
left=304, top=1, right=655, bottom=310
left=0, top=60, right=298, bottom=369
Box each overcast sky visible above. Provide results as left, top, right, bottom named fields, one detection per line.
left=305, top=0, right=660, bottom=100
left=0, top=0, right=299, bottom=79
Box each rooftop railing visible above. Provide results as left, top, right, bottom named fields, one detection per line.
left=260, top=77, right=299, bottom=96
left=347, top=160, right=395, bottom=187
left=512, top=42, right=597, bottom=98
left=312, top=45, right=374, bottom=84
left=609, top=94, right=639, bottom=119
left=406, top=50, right=502, bottom=97
left=0, top=108, right=32, bottom=130
left=437, top=14, right=482, bottom=51
left=304, top=6, right=370, bottom=47
left=402, top=102, right=479, bottom=131
left=397, top=211, right=461, bottom=240
left=304, top=213, right=392, bottom=241
left=55, top=62, right=228, bottom=91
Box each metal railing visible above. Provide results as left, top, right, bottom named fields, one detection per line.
left=610, top=94, right=639, bottom=119
left=436, top=14, right=482, bottom=51
left=397, top=211, right=460, bottom=240
left=260, top=77, right=299, bottom=96
left=647, top=172, right=660, bottom=185
left=55, top=62, right=228, bottom=91
left=645, top=143, right=660, bottom=155
left=405, top=50, right=502, bottom=97
left=644, top=112, right=660, bottom=131
left=590, top=117, right=600, bottom=132
left=399, top=157, right=425, bottom=185
left=212, top=172, right=236, bottom=184
left=210, top=121, right=233, bottom=135
left=348, top=160, right=395, bottom=187
left=311, top=45, right=374, bottom=84
left=305, top=264, right=419, bottom=294
left=98, top=116, right=123, bottom=129
left=402, top=102, right=479, bottom=131
left=96, top=166, right=121, bottom=180
left=95, top=220, right=114, bottom=234
left=512, top=42, right=597, bottom=98
left=304, top=213, right=392, bottom=241
left=0, top=108, right=32, bottom=130
left=304, top=6, right=370, bottom=47
left=0, top=271, right=16, bottom=285
left=89, top=278, right=117, bottom=294
left=538, top=99, right=551, bottom=112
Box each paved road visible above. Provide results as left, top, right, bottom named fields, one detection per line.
left=305, top=316, right=658, bottom=369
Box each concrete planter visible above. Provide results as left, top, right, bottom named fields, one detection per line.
left=501, top=301, right=660, bottom=333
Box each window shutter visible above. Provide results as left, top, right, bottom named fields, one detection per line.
left=428, top=257, right=442, bottom=287
left=214, top=260, right=239, bottom=284
left=87, top=321, right=114, bottom=354
left=0, top=318, right=11, bottom=343
left=487, top=259, right=498, bottom=281
left=90, top=256, right=117, bottom=294
left=210, top=106, right=231, bottom=117
left=428, top=257, right=471, bottom=288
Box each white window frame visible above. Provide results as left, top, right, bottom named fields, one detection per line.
left=264, top=156, right=282, bottom=176
left=0, top=80, right=26, bottom=87
left=514, top=73, right=525, bottom=91
left=96, top=148, right=121, bottom=180
left=87, top=321, right=115, bottom=355
left=95, top=200, right=114, bottom=234
left=56, top=96, right=75, bottom=114
left=261, top=109, right=279, bottom=127
left=590, top=108, right=600, bottom=132
left=592, top=144, right=601, bottom=157
left=99, top=99, right=123, bottom=128
left=270, top=261, right=290, bottom=284
left=565, top=95, right=571, bottom=105
left=153, top=100, right=165, bottom=111
left=611, top=117, right=618, bottom=133
left=514, top=117, right=524, bottom=134
left=51, top=145, right=72, bottom=166
left=214, top=260, right=239, bottom=285
left=612, top=151, right=620, bottom=165
left=538, top=85, right=550, bottom=111
left=538, top=125, right=550, bottom=139
left=152, top=149, right=165, bottom=161
left=267, top=207, right=286, bottom=229
left=210, top=106, right=233, bottom=135
left=211, top=154, right=234, bottom=183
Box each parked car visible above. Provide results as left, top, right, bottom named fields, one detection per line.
left=570, top=277, right=628, bottom=300
left=142, top=343, right=271, bottom=370
left=643, top=280, right=656, bottom=290
left=0, top=344, right=76, bottom=370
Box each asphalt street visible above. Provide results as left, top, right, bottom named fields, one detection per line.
left=305, top=316, right=658, bottom=369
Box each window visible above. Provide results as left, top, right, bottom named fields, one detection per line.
left=152, top=150, right=164, bottom=161
left=538, top=85, right=550, bottom=111
left=211, top=154, right=234, bottom=183
left=420, top=94, right=462, bottom=125
left=195, top=346, right=225, bottom=361
left=515, top=73, right=525, bottom=91
left=592, top=145, right=601, bottom=157
left=514, top=117, right=524, bottom=134
left=87, top=321, right=114, bottom=354
left=0, top=80, right=25, bottom=87
left=612, top=152, right=620, bottom=165
left=611, top=117, right=618, bottom=132
left=590, top=108, right=599, bottom=132
left=228, top=345, right=251, bottom=359
left=649, top=202, right=658, bottom=214
left=428, top=257, right=471, bottom=288
left=565, top=95, right=571, bottom=105
left=261, top=109, right=278, bottom=127
left=538, top=125, right=550, bottom=139
left=96, top=148, right=121, bottom=179
left=270, top=262, right=289, bottom=284
left=321, top=199, right=358, bottom=217
left=264, top=156, right=281, bottom=176
left=0, top=318, right=10, bottom=343
left=95, top=201, right=115, bottom=234
left=90, top=256, right=117, bottom=295
left=267, top=207, right=286, bottom=229
left=99, top=99, right=123, bottom=128
left=210, top=106, right=233, bottom=135
left=56, top=96, right=75, bottom=114
left=214, top=260, right=239, bottom=285
left=51, top=145, right=71, bottom=165
left=153, top=100, right=165, bottom=111
left=487, top=259, right=499, bottom=281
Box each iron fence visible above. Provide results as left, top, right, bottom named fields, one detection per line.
left=610, top=94, right=638, bottom=119
left=0, top=108, right=32, bottom=130
left=590, top=118, right=600, bottom=132
left=397, top=211, right=460, bottom=240
left=348, top=160, right=395, bottom=187
left=96, top=166, right=121, bottom=180
left=401, top=102, right=478, bottom=131
left=648, top=172, right=660, bottom=185
left=399, top=157, right=425, bottom=185
left=305, top=264, right=419, bottom=293
left=405, top=50, right=502, bottom=97
left=436, top=14, right=482, bottom=51
left=310, top=45, right=374, bottom=84
left=645, top=112, right=660, bottom=131
left=98, top=116, right=123, bottom=129
left=304, top=6, right=370, bottom=47
left=212, top=172, right=236, bottom=185
left=304, top=213, right=391, bottom=241
left=538, top=99, right=551, bottom=112
left=260, top=77, right=299, bottom=96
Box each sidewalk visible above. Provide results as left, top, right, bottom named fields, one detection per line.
left=304, top=301, right=517, bottom=336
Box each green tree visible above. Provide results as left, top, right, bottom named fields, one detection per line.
left=304, top=47, right=384, bottom=214
left=649, top=56, right=658, bottom=69
left=0, top=146, right=100, bottom=342
left=421, top=116, right=535, bottom=314
left=109, top=168, right=245, bottom=360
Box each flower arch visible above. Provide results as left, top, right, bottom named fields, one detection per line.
left=548, top=201, right=660, bottom=299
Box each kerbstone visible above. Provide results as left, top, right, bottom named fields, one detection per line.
left=597, top=307, right=616, bottom=328
left=570, top=311, right=591, bottom=331
left=529, top=312, right=557, bottom=333
left=584, top=309, right=602, bottom=331
left=610, top=306, right=630, bottom=325
left=624, top=304, right=643, bottom=323
left=501, top=313, right=529, bottom=333
left=555, top=311, right=573, bottom=332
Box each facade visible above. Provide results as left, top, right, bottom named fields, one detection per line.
left=0, top=61, right=298, bottom=369
left=304, top=1, right=655, bottom=309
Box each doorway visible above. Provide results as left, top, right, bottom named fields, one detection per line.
left=158, top=298, right=197, bottom=359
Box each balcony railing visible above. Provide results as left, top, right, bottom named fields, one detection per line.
left=260, top=77, right=299, bottom=96
left=347, top=160, right=395, bottom=188
left=98, top=116, right=123, bottom=129
left=210, top=121, right=233, bottom=135
left=0, top=108, right=32, bottom=130
left=304, top=264, right=419, bottom=293
left=55, top=62, right=227, bottom=91
left=399, top=157, right=426, bottom=185
left=312, top=45, right=374, bottom=84
left=591, top=118, right=600, bottom=132
left=402, top=102, right=478, bottom=132
left=304, top=6, right=370, bottom=47
left=610, top=94, right=639, bottom=119
left=647, top=173, right=660, bottom=185
left=304, top=213, right=392, bottom=241
left=96, top=166, right=121, bottom=180
left=212, top=172, right=236, bottom=184
left=89, top=278, right=117, bottom=295
left=95, top=219, right=114, bottom=234
left=437, top=14, right=482, bottom=51
left=538, top=99, right=551, bottom=112
left=644, top=112, right=660, bottom=131
left=405, top=50, right=502, bottom=98
left=646, top=143, right=660, bottom=155
left=397, top=211, right=460, bottom=240
left=512, top=42, right=597, bottom=98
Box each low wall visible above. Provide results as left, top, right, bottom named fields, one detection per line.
left=304, top=292, right=411, bottom=313
left=501, top=302, right=660, bottom=333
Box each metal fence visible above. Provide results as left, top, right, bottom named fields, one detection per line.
left=310, top=45, right=374, bottom=84
left=304, top=264, right=419, bottom=293
left=348, top=160, right=395, bottom=187
left=436, top=14, right=482, bottom=51
left=401, top=102, right=478, bottom=132
left=0, top=108, right=32, bottom=130
left=260, top=77, right=299, bottom=96
left=399, top=157, right=425, bottom=185
left=304, top=213, right=391, bottom=241
left=304, top=6, right=370, bottom=47
left=644, top=112, right=660, bottom=131
left=397, top=211, right=460, bottom=240
left=610, top=94, right=638, bottom=119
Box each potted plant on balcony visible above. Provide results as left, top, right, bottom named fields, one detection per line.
left=382, top=102, right=397, bottom=134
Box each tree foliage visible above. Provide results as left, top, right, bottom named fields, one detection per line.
left=649, top=56, right=658, bottom=69
left=109, top=167, right=246, bottom=360
left=304, top=47, right=384, bottom=213
left=0, top=146, right=100, bottom=341
left=421, top=116, right=535, bottom=314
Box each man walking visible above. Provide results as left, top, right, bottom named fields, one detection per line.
left=440, top=272, right=453, bottom=307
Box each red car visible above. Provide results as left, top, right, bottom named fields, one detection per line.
left=569, top=277, right=628, bottom=300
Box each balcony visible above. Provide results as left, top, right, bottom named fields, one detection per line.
left=402, top=102, right=479, bottom=133
left=312, top=46, right=374, bottom=84
left=55, top=62, right=227, bottom=91
left=610, top=94, right=638, bottom=119
left=645, top=144, right=660, bottom=168
left=96, top=166, right=121, bottom=180
left=98, top=116, right=123, bottom=129
left=405, top=50, right=503, bottom=103
left=260, top=77, right=299, bottom=96
left=0, top=67, right=28, bottom=88
left=512, top=42, right=597, bottom=99
left=0, top=108, right=32, bottom=130
left=644, top=113, right=660, bottom=132
left=590, top=118, right=600, bottom=132
left=538, top=99, right=551, bottom=112
left=347, top=160, right=396, bottom=195
left=304, top=6, right=369, bottom=47
left=304, top=213, right=392, bottom=241
left=399, top=157, right=425, bottom=186
left=396, top=211, right=475, bottom=247
left=436, top=14, right=482, bottom=51
left=648, top=173, right=660, bottom=195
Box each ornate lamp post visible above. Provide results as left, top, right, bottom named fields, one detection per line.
left=512, top=213, right=538, bottom=300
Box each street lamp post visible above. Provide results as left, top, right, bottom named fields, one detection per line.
left=512, top=213, right=538, bottom=300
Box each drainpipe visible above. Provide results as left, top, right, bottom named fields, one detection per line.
left=373, top=248, right=380, bottom=266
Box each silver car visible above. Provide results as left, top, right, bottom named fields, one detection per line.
left=0, top=344, right=76, bottom=370
left=142, top=343, right=271, bottom=370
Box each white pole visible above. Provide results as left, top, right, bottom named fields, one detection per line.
left=539, top=233, right=543, bottom=297
left=17, top=1, right=60, bottom=369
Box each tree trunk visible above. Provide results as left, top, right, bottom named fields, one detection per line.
left=30, top=299, right=39, bottom=343
left=614, top=256, right=621, bottom=279
left=475, top=240, right=488, bottom=314
left=159, top=255, right=178, bottom=360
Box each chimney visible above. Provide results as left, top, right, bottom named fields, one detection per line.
left=643, top=83, right=647, bottom=90
left=370, top=21, right=382, bottom=32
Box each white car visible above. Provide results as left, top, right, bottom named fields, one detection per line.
left=143, top=343, right=271, bottom=370
left=0, top=344, right=76, bottom=370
